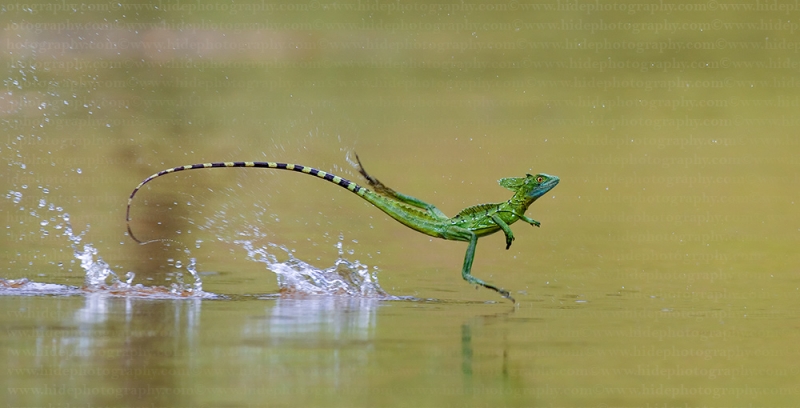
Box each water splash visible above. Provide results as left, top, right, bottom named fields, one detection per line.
left=236, top=238, right=395, bottom=299
left=0, top=278, right=83, bottom=296
left=2, top=192, right=215, bottom=299
left=5, top=187, right=394, bottom=300
left=65, top=213, right=213, bottom=298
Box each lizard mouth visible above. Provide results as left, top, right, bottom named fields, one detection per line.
left=528, top=175, right=559, bottom=198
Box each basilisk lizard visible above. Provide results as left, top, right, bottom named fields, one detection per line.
left=126, top=155, right=559, bottom=302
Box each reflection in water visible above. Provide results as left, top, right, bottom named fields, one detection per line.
left=461, top=324, right=473, bottom=379
left=239, top=296, right=380, bottom=392
left=461, top=308, right=516, bottom=396
left=4, top=293, right=204, bottom=407
left=68, top=293, right=203, bottom=355
left=249, top=296, right=379, bottom=342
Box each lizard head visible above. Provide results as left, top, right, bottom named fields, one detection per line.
left=499, top=173, right=559, bottom=199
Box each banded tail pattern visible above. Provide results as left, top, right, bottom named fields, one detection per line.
left=126, top=161, right=366, bottom=243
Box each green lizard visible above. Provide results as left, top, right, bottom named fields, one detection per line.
left=126, top=156, right=559, bottom=302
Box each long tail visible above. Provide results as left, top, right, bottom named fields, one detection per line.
left=126, top=161, right=367, bottom=243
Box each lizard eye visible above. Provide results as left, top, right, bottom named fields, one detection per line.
left=536, top=176, right=544, bottom=183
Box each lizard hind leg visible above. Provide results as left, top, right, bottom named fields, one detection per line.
left=354, top=153, right=449, bottom=220
left=445, top=226, right=515, bottom=303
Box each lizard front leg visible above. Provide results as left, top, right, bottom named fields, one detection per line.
left=518, top=214, right=540, bottom=227
left=496, top=210, right=540, bottom=227
left=490, top=214, right=515, bottom=250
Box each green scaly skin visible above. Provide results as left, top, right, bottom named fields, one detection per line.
left=126, top=155, right=559, bottom=302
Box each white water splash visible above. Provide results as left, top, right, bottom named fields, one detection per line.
left=2, top=192, right=214, bottom=299
left=236, top=238, right=394, bottom=299
left=64, top=213, right=211, bottom=298
left=5, top=188, right=394, bottom=300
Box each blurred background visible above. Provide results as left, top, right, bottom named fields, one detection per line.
left=2, top=1, right=799, bottom=407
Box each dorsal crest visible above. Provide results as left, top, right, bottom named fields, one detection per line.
left=455, top=203, right=497, bottom=218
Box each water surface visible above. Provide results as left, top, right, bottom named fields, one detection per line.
left=2, top=1, right=799, bottom=407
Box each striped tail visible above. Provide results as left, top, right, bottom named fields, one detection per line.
left=126, top=161, right=366, bottom=243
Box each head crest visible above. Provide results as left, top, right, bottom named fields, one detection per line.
left=498, top=177, right=525, bottom=191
